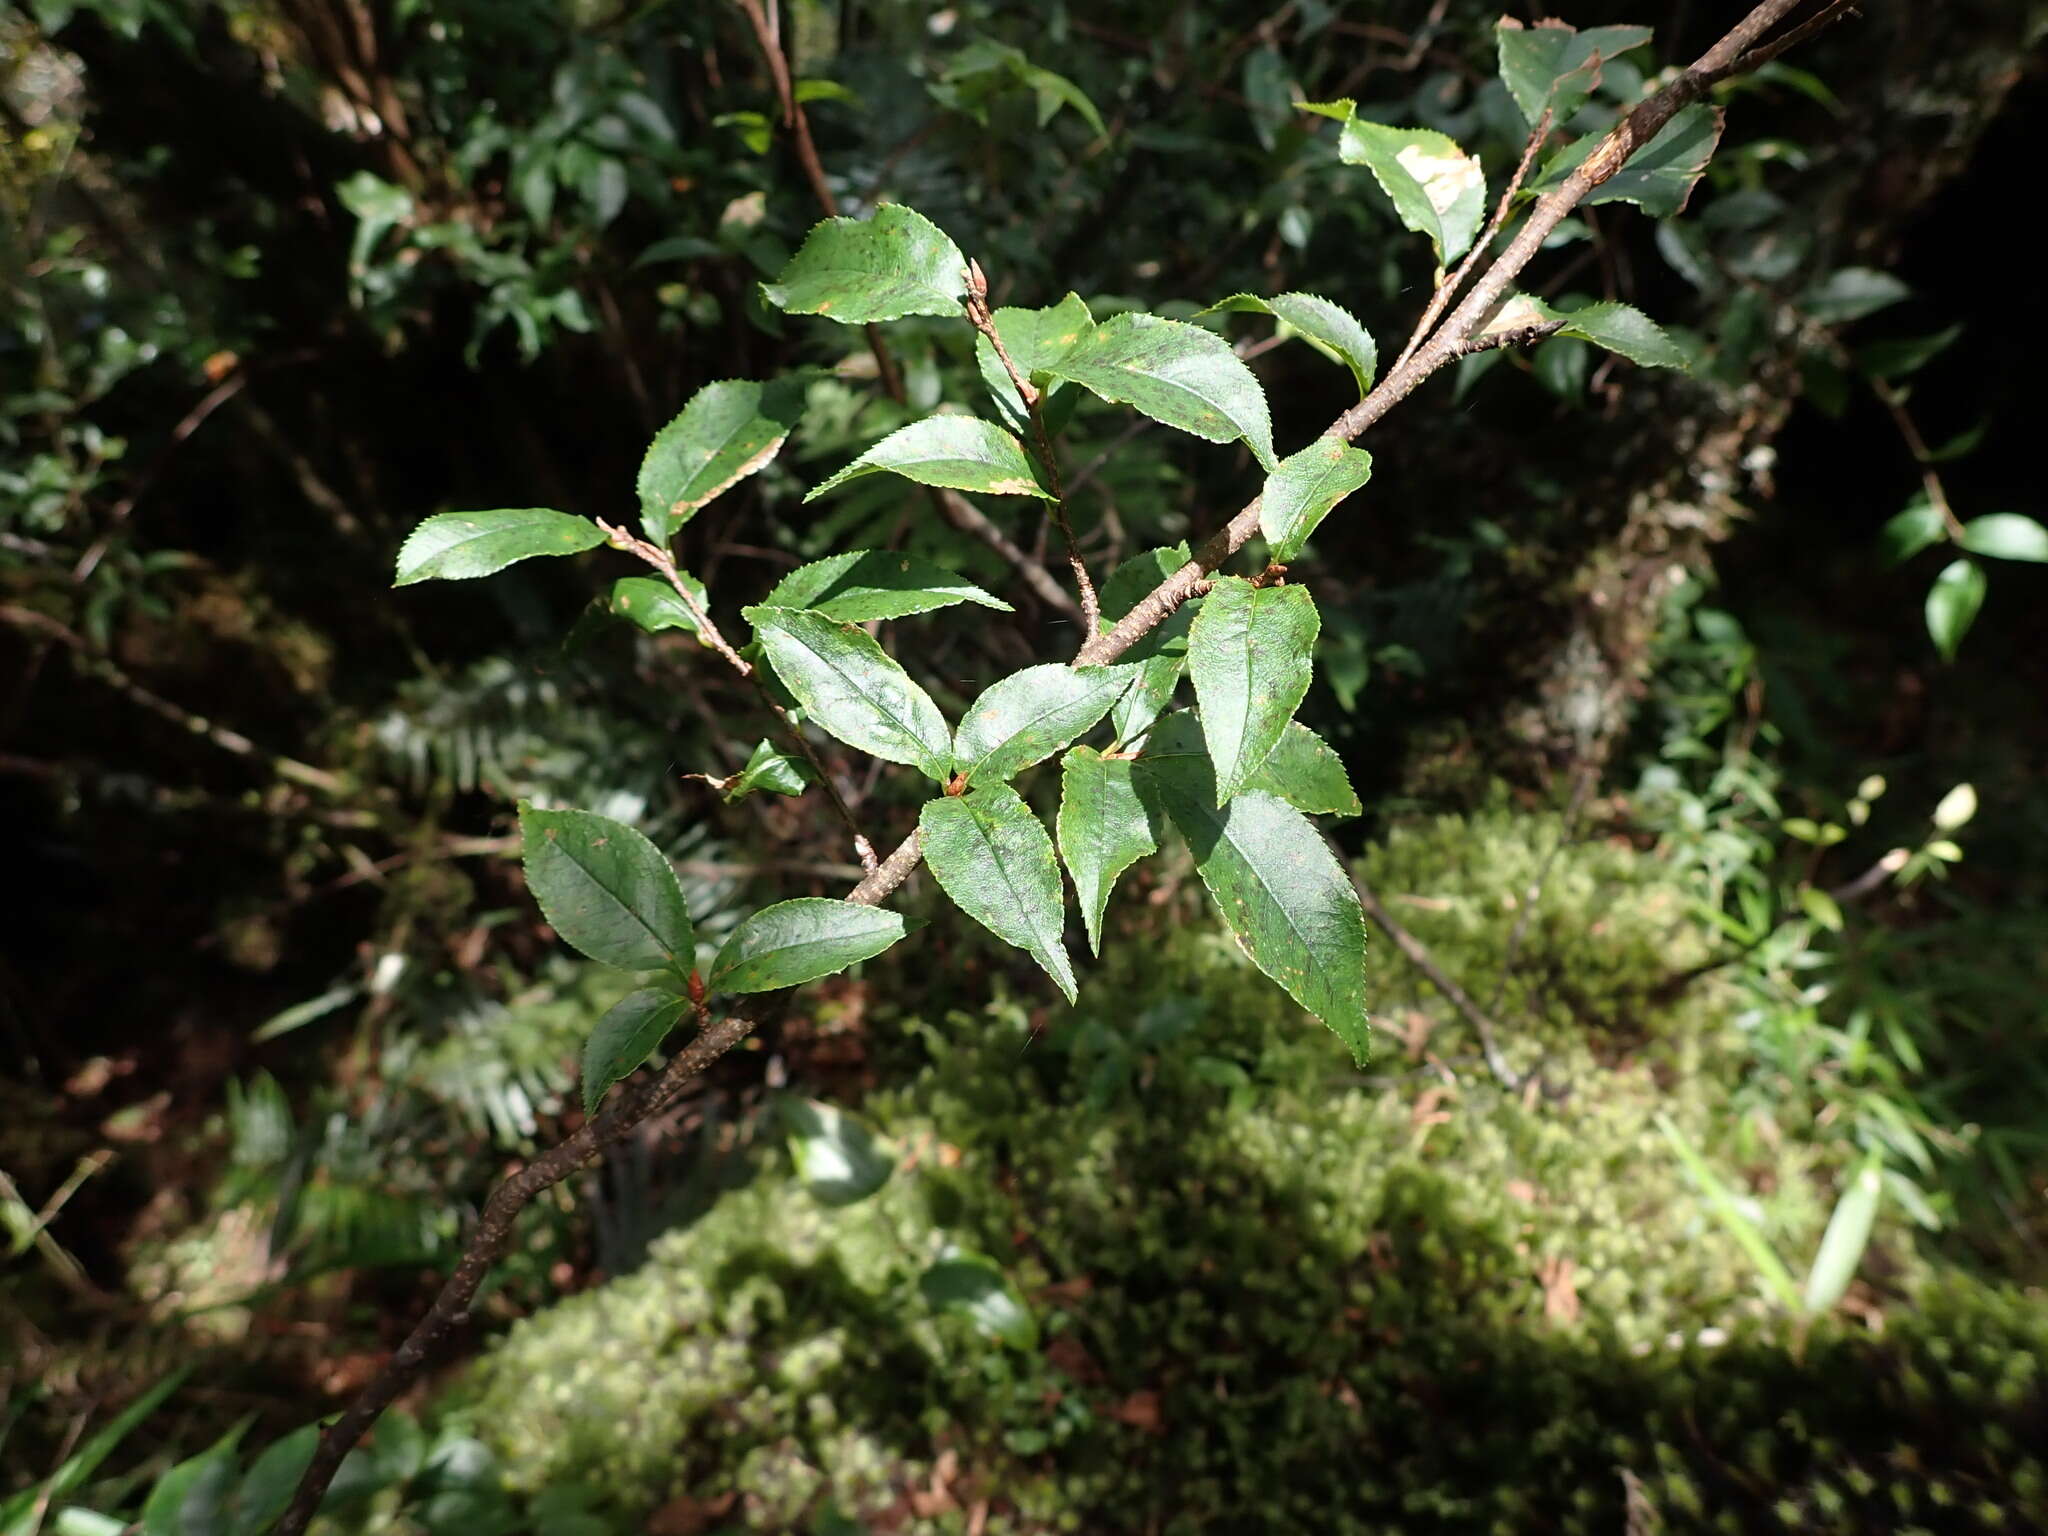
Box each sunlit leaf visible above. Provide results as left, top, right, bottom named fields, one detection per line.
left=1057, top=745, right=1159, bottom=953
left=762, top=549, right=1015, bottom=622
left=394, top=509, right=604, bottom=586
left=745, top=606, right=952, bottom=779
left=1259, top=438, right=1373, bottom=560
left=953, top=663, right=1136, bottom=786
left=920, top=783, right=1077, bottom=1002
left=1188, top=577, right=1319, bottom=804
left=636, top=376, right=811, bottom=542
left=519, top=804, right=694, bottom=975
left=1046, top=312, right=1276, bottom=468
left=760, top=203, right=968, bottom=323
left=711, top=898, right=915, bottom=992
left=806, top=416, right=1052, bottom=502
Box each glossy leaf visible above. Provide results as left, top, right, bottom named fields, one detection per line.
left=610, top=573, right=709, bottom=638
left=1057, top=745, right=1158, bottom=952
left=228, top=1424, right=321, bottom=1536
left=975, top=291, right=1095, bottom=434
left=581, top=988, right=692, bottom=1116
left=1260, top=438, right=1373, bottom=560
left=519, top=803, right=694, bottom=975
left=1245, top=721, right=1360, bottom=817
left=1877, top=499, right=1946, bottom=565
left=1046, top=312, right=1276, bottom=469
left=1135, top=717, right=1368, bottom=1063
left=1495, top=19, right=1651, bottom=127
left=635, top=375, right=810, bottom=542
left=761, top=549, right=1014, bottom=621
left=952, top=662, right=1136, bottom=785
left=806, top=416, right=1052, bottom=503
left=1543, top=103, right=1723, bottom=218
left=920, top=783, right=1077, bottom=1002
left=711, top=898, right=915, bottom=992
left=1337, top=117, right=1486, bottom=265
left=724, top=739, right=810, bottom=802
left=393, top=509, right=604, bottom=586
left=1099, top=543, right=1200, bottom=744
left=782, top=1096, right=897, bottom=1207
left=744, top=606, right=952, bottom=779
left=919, top=1253, right=1038, bottom=1350
left=760, top=203, right=968, bottom=323
left=1202, top=291, right=1377, bottom=394
left=1925, top=558, right=1985, bottom=660
left=1188, top=576, right=1320, bottom=804
left=1958, top=513, right=2048, bottom=564
left=1481, top=293, right=1689, bottom=369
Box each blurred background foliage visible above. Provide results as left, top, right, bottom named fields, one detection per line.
left=3, top=0, right=2046, bottom=1531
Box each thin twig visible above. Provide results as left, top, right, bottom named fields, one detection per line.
left=596, top=521, right=878, bottom=872
left=1353, top=875, right=1520, bottom=1089
left=1873, top=380, right=1965, bottom=539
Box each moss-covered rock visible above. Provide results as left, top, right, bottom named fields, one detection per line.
left=456, top=810, right=2045, bottom=1533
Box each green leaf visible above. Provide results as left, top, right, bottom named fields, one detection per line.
left=953, top=663, right=1136, bottom=786
left=1799, top=267, right=1911, bottom=325
left=1244, top=721, right=1360, bottom=817
left=1259, top=438, right=1373, bottom=561
left=1655, top=1114, right=1803, bottom=1313
left=806, top=416, right=1052, bottom=502
left=1057, top=746, right=1158, bottom=953
left=918, top=1253, right=1038, bottom=1350
left=519, top=804, right=695, bottom=975
left=975, top=292, right=1095, bottom=434
left=1856, top=324, right=1961, bottom=380
left=580, top=988, right=692, bottom=1117
left=920, top=783, right=1077, bottom=1002
left=782, top=1097, right=897, bottom=1207
left=1877, top=498, right=1947, bottom=565
left=1481, top=293, right=1689, bottom=369
left=1188, top=577, right=1320, bottom=804
left=711, top=898, right=914, bottom=992
left=610, top=574, right=709, bottom=638
left=1958, top=513, right=2048, bottom=564
left=744, top=606, right=952, bottom=779
left=762, top=549, right=1014, bottom=623
left=1046, top=312, right=1276, bottom=469
left=1134, top=718, right=1368, bottom=1063
left=2, top=1368, right=193, bottom=1528
left=1932, top=781, right=1977, bottom=831
left=1802, top=1155, right=1884, bottom=1317
left=393, top=509, right=605, bottom=586
left=227, top=1426, right=321, bottom=1536
left=1337, top=118, right=1486, bottom=265
left=1201, top=292, right=1377, bottom=395
left=1495, top=19, right=1651, bottom=127
left=635, top=376, right=811, bottom=542
left=1542, top=103, right=1723, bottom=218
left=723, top=739, right=810, bottom=802
left=1099, top=543, right=1199, bottom=744
left=760, top=203, right=968, bottom=324
left=139, top=1435, right=238, bottom=1536
left=1924, top=558, right=1985, bottom=660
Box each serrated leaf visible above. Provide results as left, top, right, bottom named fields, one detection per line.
left=762, top=548, right=1014, bottom=621
left=1046, top=312, right=1276, bottom=468
left=1924, top=558, right=1985, bottom=660
left=636, top=376, right=810, bottom=542
left=1800, top=267, right=1911, bottom=325
left=711, top=898, right=914, bottom=992
left=611, top=573, right=709, bottom=638
left=745, top=605, right=952, bottom=779
left=919, top=1253, right=1038, bottom=1350
left=581, top=988, right=692, bottom=1116
left=1495, top=19, right=1651, bottom=127
left=1337, top=119, right=1486, bottom=265
left=975, top=291, right=1095, bottom=434
left=1057, top=746, right=1158, bottom=952
left=782, top=1097, right=897, bottom=1206
left=1245, top=720, right=1360, bottom=817
left=1542, top=103, right=1722, bottom=218
left=1098, top=544, right=1200, bottom=744
left=920, top=783, right=1076, bottom=1001
left=760, top=203, right=968, bottom=323
left=1134, top=717, right=1368, bottom=1063
left=520, top=804, right=694, bottom=975
left=1188, top=577, right=1319, bottom=804
left=1202, top=292, right=1377, bottom=394
left=1878, top=499, right=1947, bottom=564
left=1482, top=293, right=1689, bottom=369
left=1958, top=513, right=2048, bottom=564
left=724, top=738, right=810, bottom=801
left=394, top=509, right=604, bottom=586
left=953, top=663, right=1136, bottom=785
left=1260, top=439, right=1373, bottom=561
left=807, top=416, right=1052, bottom=502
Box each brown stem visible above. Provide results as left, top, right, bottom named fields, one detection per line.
left=1353, top=876, right=1520, bottom=1089
left=272, top=1010, right=756, bottom=1536
left=1874, top=380, right=1965, bottom=539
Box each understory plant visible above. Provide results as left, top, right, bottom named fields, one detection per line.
left=236, top=5, right=1870, bottom=1530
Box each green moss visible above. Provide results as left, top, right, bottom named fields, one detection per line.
left=451, top=808, right=2046, bottom=1533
